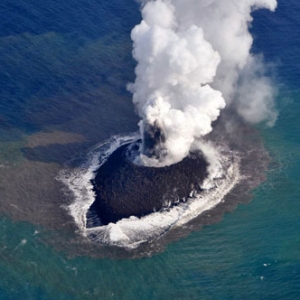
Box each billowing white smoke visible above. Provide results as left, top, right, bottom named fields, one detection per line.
left=129, top=0, right=277, bottom=167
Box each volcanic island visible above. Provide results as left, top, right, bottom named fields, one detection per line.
left=87, top=141, right=209, bottom=227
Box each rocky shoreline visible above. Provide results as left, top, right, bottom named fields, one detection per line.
left=88, top=142, right=208, bottom=226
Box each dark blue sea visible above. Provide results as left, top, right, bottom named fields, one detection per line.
left=0, top=0, right=299, bottom=299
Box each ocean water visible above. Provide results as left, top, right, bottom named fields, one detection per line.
left=0, top=0, right=299, bottom=299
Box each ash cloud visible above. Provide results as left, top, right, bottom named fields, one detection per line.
left=129, top=0, right=277, bottom=167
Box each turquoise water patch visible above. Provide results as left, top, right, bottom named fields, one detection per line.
left=0, top=0, right=299, bottom=299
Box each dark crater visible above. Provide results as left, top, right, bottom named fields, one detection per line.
left=87, top=141, right=208, bottom=226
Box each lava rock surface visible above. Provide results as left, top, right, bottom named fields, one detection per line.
left=88, top=143, right=208, bottom=226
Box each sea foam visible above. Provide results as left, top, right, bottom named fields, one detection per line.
left=58, top=134, right=240, bottom=249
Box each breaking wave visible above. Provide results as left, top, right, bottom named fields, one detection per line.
left=58, top=133, right=241, bottom=249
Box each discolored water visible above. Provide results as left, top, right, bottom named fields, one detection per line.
left=0, top=0, right=299, bottom=299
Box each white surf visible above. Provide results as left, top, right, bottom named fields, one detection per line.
left=58, top=134, right=241, bottom=249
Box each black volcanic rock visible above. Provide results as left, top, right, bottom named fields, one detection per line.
left=88, top=142, right=208, bottom=226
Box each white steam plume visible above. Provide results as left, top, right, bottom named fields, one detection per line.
left=129, top=0, right=277, bottom=167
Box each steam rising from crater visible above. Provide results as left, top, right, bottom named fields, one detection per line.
left=129, top=0, right=277, bottom=167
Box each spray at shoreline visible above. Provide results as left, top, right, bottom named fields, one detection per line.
left=129, top=0, right=277, bottom=167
